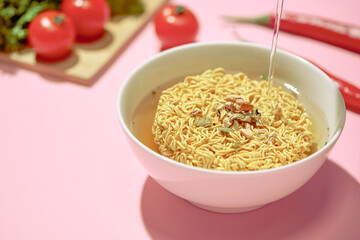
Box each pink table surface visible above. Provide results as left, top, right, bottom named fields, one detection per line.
left=1, top=0, right=360, bottom=239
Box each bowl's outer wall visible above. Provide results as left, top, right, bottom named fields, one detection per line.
left=118, top=42, right=346, bottom=210
left=127, top=133, right=332, bottom=208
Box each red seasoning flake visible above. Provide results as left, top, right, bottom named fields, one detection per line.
left=234, top=103, right=254, bottom=112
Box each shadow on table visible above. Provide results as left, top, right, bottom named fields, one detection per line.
left=0, top=61, right=18, bottom=75
left=140, top=160, right=360, bottom=240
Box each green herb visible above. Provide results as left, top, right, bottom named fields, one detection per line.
left=230, top=141, right=242, bottom=149
left=260, top=75, right=268, bottom=80
left=235, top=112, right=245, bottom=119
left=0, top=0, right=61, bottom=52
left=218, top=127, right=230, bottom=133
left=194, top=116, right=212, bottom=128
left=213, top=107, right=220, bottom=116
left=151, top=90, right=156, bottom=95
left=325, top=141, right=328, bottom=145
left=327, top=127, right=329, bottom=131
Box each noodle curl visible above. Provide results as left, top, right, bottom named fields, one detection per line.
left=152, top=68, right=314, bottom=171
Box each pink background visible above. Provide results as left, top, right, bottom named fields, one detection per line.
left=1, top=0, right=360, bottom=239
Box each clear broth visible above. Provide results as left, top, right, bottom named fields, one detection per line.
left=130, top=78, right=181, bottom=153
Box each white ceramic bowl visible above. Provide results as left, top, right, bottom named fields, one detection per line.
left=117, top=42, right=346, bottom=213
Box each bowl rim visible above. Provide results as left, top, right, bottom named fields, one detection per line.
left=117, top=41, right=346, bottom=176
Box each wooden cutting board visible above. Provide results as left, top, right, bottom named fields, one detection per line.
left=0, top=0, right=167, bottom=86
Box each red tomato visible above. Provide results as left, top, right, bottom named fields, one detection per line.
left=61, top=0, right=110, bottom=42
left=28, top=10, right=76, bottom=61
left=154, top=4, right=199, bottom=50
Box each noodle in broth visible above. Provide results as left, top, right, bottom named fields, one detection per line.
left=150, top=68, right=317, bottom=171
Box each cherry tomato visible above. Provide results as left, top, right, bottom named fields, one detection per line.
left=61, top=0, right=110, bottom=42
left=28, top=10, right=76, bottom=61
left=154, top=4, right=199, bottom=50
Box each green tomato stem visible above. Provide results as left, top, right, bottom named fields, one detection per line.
left=53, top=15, right=65, bottom=25
left=175, top=5, right=185, bottom=15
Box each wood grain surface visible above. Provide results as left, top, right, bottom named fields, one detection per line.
left=0, top=0, right=167, bottom=86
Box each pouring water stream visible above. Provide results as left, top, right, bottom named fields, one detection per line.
left=267, top=0, right=285, bottom=92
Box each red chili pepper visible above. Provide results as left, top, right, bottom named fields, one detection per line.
left=283, top=50, right=360, bottom=114
left=223, top=12, right=360, bottom=54
left=306, top=60, right=360, bottom=114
